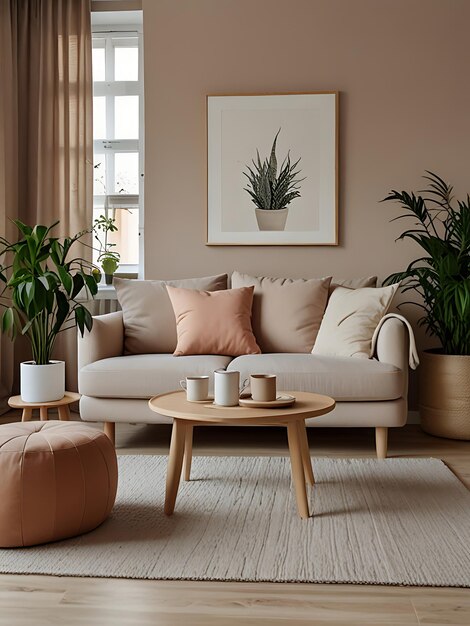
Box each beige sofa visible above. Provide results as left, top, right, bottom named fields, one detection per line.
left=78, top=310, right=409, bottom=458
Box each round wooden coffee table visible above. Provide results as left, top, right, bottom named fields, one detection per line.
left=149, top=390, right=335, bottom=519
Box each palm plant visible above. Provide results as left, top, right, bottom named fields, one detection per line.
left=243, top=129, right=305, bottom=210
left=382, top=171, right=470, bottom=355
left=0, top=221, right=98, bottom=365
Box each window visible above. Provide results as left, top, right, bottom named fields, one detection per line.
left=92, top=19, right=144, bottom=277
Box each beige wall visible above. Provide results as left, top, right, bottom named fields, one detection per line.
left=142, top=0, right=469, bottom=404
left=142, top=0, right=468, bottom=279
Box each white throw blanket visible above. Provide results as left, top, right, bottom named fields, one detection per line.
left=371, top=313, right=420, bottom=369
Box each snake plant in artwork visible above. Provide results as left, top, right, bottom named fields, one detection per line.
left=243, top=129, right=305, bottom=210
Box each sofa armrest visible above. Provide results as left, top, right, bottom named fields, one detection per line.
left=374, top=317, right=409, bottom=396
left=374, top=317, right=408, bottom=369
left=78, top=311, right=124, bottom=371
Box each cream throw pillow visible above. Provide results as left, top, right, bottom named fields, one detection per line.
left=166, top=285, right=261, bottom=357
left=114, top=275, right=227, bottom=354
left=312, top=284, right=400, bottom=359
left=231, top=271, right=332, bottom=353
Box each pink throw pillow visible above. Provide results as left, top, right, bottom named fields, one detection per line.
left=166, top=285, right=261, bottom=357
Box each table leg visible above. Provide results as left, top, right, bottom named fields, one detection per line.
left=297, top=420, right=315, bottom=486
left=22, top=407, right=33, bottom=422
left=183, top=424, right=194, bottom=481
left=103, top=422, right=116, bottom=446
left=164, top=419, right=187, bottom=515
left=287, top=422, right=310, bottom=519
left=39, top=407, right=48, bottom=421
left=58, top=405, right=70, bottom=421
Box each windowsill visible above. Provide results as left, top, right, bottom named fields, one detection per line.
left=95, top=283, right=117, bottom=299
left=95, top=272, right=139, bottom=298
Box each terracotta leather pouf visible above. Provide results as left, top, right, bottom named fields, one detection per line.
left=0, top=421, right=118, bottom=548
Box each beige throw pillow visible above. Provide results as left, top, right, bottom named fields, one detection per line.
left=331, top=276, right=377, bottom=290
left=114, top=274, right=228, bottom=354
left=312, top=284, right=400, bottom=359
left=231, top=271, right=332, bottom=353
left=167, top=286, right=261, bottom=357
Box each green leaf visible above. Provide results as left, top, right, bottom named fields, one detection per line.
left=71, top=273, right=84, bottom=299
left=52, top=290, right=70, bottom=334
left=83, top=272, right=98, bottom=297
left=12, top=220, right=32, bottom=236
left=75, top=305, right=93, bottom=337
left=2, top=308, right=15, bottom=334
left=57, top=265, right=73, bottom=294
left=268, top=128, right=280, bottom=184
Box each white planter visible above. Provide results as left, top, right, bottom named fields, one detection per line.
left=20, top=361, right=65, bottom=403
left=255, top=208, right=289, bottom=231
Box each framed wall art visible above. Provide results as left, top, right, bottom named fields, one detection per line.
left=207, top=92, right=338, bottom=246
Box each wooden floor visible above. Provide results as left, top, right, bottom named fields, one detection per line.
left=1, top=414, right=469, bottom=625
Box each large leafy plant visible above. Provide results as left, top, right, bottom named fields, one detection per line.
left=0, top=221, right=98, bottom=365
left=243, top=129, right=305, bottom=210
left=383, top=171, right=470, bottom=355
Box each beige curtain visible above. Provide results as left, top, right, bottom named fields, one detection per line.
left=0, top=0, right=93, bottom=411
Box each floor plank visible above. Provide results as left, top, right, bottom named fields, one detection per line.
left=0, top=414, right=469, bottom=625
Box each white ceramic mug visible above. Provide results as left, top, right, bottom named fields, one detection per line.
left=179, top=376, right=210, bottom=402
left=213, top=369, right=249, bottom=407
left=250, top=374, right=277, bottom=402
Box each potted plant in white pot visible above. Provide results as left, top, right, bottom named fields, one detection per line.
left=0, top=221, right=98, bottom=403
left=93, top=214, right=120, bottom=284
left=243, top=129, right=305, bottom=231
left=383, top=171, right=470, bottom=439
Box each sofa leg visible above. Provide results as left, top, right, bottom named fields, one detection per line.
left=104, top=422, right=116, bottom=446
left=375, top=427, right=388, bottom=459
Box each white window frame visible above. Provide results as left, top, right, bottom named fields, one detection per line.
left=92, top=24, right=144, bottom=277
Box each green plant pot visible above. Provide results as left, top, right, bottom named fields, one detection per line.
left=105, top=273, right=114, bottom=285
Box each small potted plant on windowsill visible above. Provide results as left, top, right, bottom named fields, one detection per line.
left=382, top=171, right=470, bottom=440
left=243, top=129, right=305, bottom=231
left=93, top=214, right=120, bottom=285
left=0, top=221, right=98, bottom=403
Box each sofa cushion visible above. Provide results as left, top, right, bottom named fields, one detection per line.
left=231, top=271, right=331, bottom=353
left=79, top=354, right=232, bottom=399
left=330, top=276, right=377, bottom=293
left=114, top=274, right=227, bottom=355
left=167, top=285, right=261, bottom=357
left=228, top=353, right=403, bottom=401
left=313, top=284, right=399, bottom=359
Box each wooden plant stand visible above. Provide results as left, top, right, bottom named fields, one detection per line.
left=8, top=392, right=81, bottom=422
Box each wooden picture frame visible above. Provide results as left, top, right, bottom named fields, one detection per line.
left=206, top=92, right=338, bottom=246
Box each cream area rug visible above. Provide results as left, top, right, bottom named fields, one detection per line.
left=1, top=456, right=469, bottom=587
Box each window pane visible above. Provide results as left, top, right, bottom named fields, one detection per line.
left=92, top=47, right=105, bottom=81
left=93, top=97, right=106, bottom=139
left=92, top=207, right=106, bottom=266
left=115, top=96, right=139, bottom=139
left=93, top=154, right=107, bottom=195
left=115, top=152, right=139, bottom=194
left=92, top=206, right=139, bottom=267
left=111, top=208, right=139, bottom=265
left=114, top=46, right=138, bottom=81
